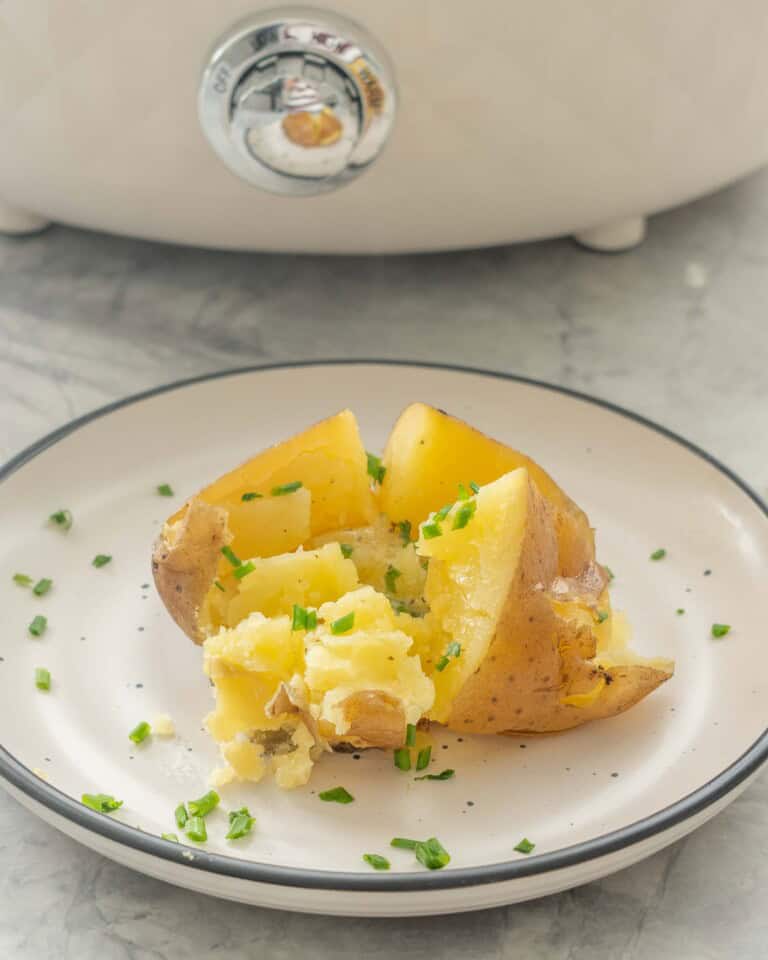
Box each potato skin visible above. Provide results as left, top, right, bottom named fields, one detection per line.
left=152, top=498, right=230, bottom=644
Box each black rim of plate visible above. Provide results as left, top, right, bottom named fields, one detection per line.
left=1, top=360, right=767, bottom=894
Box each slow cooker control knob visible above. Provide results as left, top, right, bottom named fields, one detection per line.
left=198, top=8, right=397, bottom=196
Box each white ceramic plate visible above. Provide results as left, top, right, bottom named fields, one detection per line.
left=1, top=362, right=766, bottom=917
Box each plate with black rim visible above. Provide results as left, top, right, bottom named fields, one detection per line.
left=0, top=361, right=766, bottom=917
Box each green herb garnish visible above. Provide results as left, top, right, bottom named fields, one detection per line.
left=596, top=610, right=609, bottom=624
left=221, top=545, right=242, bottom=567
left=366, top=452, right=386, bottom=485
left=363, top=853, right=390, bottom=871
left=397, top=520, right=412, bottom=545
left=161, top=833, right=179, bottom=842
left=340, top=543, right=354, bottom=559
left=49, top=509, right=73, bottom=530
left=385, top=565, right=401, bottom=595
left=421, top=521, right=442, bottom=540
left=415, top=746, right=432, bottom=770
left=457, top=483, right=471, bottom=501
left=676, top=608, right=685, bottom=616
left=214, top=580, right=226, bottom=592
left=435, top=503, right=453, bottom=521
left=28, top=615, right=47, bottom=637
left=128, top=721, right=151, bottom=745
left=514, top=837, right=535, bottom=854
left=469, top=481, right=480, bottom=494
left=32, top=578, right=52, bottom=597
left=188, top=790, right=220, bottom=818
left=414, top=837, right=451, bottom=870
left=174, top=803, right=188, bottom=828
left=157, top=484, right=174, bottom=497
left=405, top=723, right=417, bottom=747
left=92, top=554, right=112, bottom=568
left=435, top=641, right=461, bottom=672
left=185, top=816, right=207, bottom=842
left=390, top=599, right=408, bottom=615
left=226, top=807, right=255, bottom=839
left=318, top=786, right=354, bottom=804
left=452, top=500, right=477, bottom=530
left=271, top=480, right=303, bottom=496
left=233, top=560, right=256, bottom=580
left=330, top=612, right=355, bottom=635
left=711, top=623, right=731, bottom=638
left=650, top=548, right=667, bottom=561
left=82, top=793, right=123, bottom=814
left=390, top=837, right=418, bottom=850
left=292, top=604, right=317, bottom=632
left=13, top=573, right=33, bottom=587
left=35, top=667, right=51, bottom=691
left=394, top=747, right=411, bottom=771
left=241, top=492, right=263, bottom=501
left=415, top=768, right=455, bottom=781
left=605, top=566, right=615, bottom=581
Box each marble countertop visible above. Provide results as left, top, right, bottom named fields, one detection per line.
left=1, top=171, right=767, bottom=959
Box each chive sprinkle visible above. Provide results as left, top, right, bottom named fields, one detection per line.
left=241, top=491, right=262, bottom=501
left=390, top=837, right=418, bottom=850
left=292, top=604, right=317, bottom=631
left=366, top=452, right=386, bottom=485
left=28, top=615, right=47, bottom=637
left=363, top=853, right=390, bottom=871
left=13, top=573, right=33, bottom=587
left=161, top=833, right=179, bottom=842
left=213, top=580, right=226, bottom=592
left=330, top=612, right=355, bottom=635
left=394, top=747, right=411, bottom=771
left=390, top=599, right=408, bottom=615
left=457, top=483, right=470, bottom=501
left=271, top=481, right=303, bottom=496
left=397, top=520, right=412, bottom=545
left=340, top=543, right=354, bottom=559
left=233, top=560, right=256, bottom=580
left=185, top=816, right=207, bottom=842
left=415, top=768, right=455, bottom=781
left=49, top=509, right=73, bottom=530
left=435, top=641, right=461, bottom=672
left=221, top=545, right=241, bottom=567
left=32, top=578, right=53, bottom=597
left=435, top=503, right=453, bottom=521
left=650, top=548, right=667, bottom=561
left=226, top=807, right=255, bottom=839
left=422, top=521, right=442, bottom=540
left=35, top=667, right=51, bottom=691
left=405, top=723, right=417, bottom=747
left=82, top=793, right=122, bottom=814
left=605, top=566, right=615, bottom=581
left=711, top=623, right=731, bottom=638
left=415, top=746, right=432, bottom=770
left=676, top=608, right=685, bottom=616
left=188, top=790, right=220, bottom=818
left=157, top=484, right=174, bottom=497
left=92, top=554, right=112, bottom=568
left=385, top=565, right=401, bottom=595
left=414, top=837, right=451, bottom=870
left=596, top=610, right=610, bottom=624
left=514, top=837, right=535, bottom=854
left=469, top=481, right=480, bottom=494
left=174, top=803, right=188, bottom=828
left=318, top=786, right=354, bottom=804
left=452, top=500, right=477, bottom=530
left=128, top=721, right=151, bottom=745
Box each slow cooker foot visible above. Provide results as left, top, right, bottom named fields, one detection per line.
left=0, top=199, right=51, bottom=236
left=573, top=216, right=646, bottom=253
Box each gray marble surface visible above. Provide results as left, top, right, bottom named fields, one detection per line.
left=1, top=171, right=768, bottom=958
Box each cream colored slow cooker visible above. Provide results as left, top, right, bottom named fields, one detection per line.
left=1, top=1, right=767, bottom=253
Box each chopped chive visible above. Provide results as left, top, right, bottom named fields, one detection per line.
left=363, top=853, right=391, bottom=871
left=185, top=816, right=207, bottom=842
left=174, top=803, right=188, bottom=828
left=233, top=560, right=256, bottom=580
left=32, top=578, right=53, bottom=597
left=366, top=452, right=386, bottom=485
left=128, top=721, right=151, bottom=745
left=292, top=604, right=318, bottom=631
left=457, top=483, right=470, bottom=501
left=435, top=656, right=449, bottom=672
left=157, top=484, right=174, bottom=497
left=49, top=509, right=73, bottom=530
left=397, top=520, right=412, bottom=545
left=711, top=623, right=731, bottom=639
left=596, top=610, right=610, bottom=624
left=221, top=545, right=241, bottom=567
left=390, top=599, right=408, bottom=615
left=306, top=609, right=317, bottom=630
left=340, top=543, right=354, bottom=559
left=318, top=786, right=354, bottom=804
left=82, top=793, right=122, bottom=814
left=271, top=480, right=303, bottom=496
left=604, top=565, right=615, bottom=581
left=241, top=491, right=263, bottom=501
left=469, top=481, right=480, bottom=494
left=415, top=746, right=432, bottom=770
left=394, top=747, right=411, bottom=771
left=676, top=608, right=685, bottom=616
left=188, top=790, right=220, bottom=818
left=436, top=641, right=461, bottom=671
left=390, top=837, right=418, bottom=850
left=13, top=573, right=33, bottom=587
left=28, top=615, right=47, bottom=637
left=213, top=580, right=226, bottom=592
left=514, top=837, right=535, bottom=854
left=422, top=521, right=442, bottom=540
left=226, top=807, right=255, bottom=839
left=330, top=612, right=355, bottom=635
left=414, top=837, right=451, bottom=870
left=435, top=503, right=453, bottom=521
left=161, top=832, right=179, bottom=842
left=650, top=548, right=667, bottom=561
left=405, top=723, right=417, bottom=747
left=92, top=554, right=112, bottom=568
left=385, top=565, right=401, bottom=595
left=35, top=667, right=51, bottom=691
left=415, top=768, right=455, bottom=781
left=452, top=500, right=477, bottom=530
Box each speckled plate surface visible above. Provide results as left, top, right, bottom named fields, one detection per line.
left=0, top=362, right=766, bottom=916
